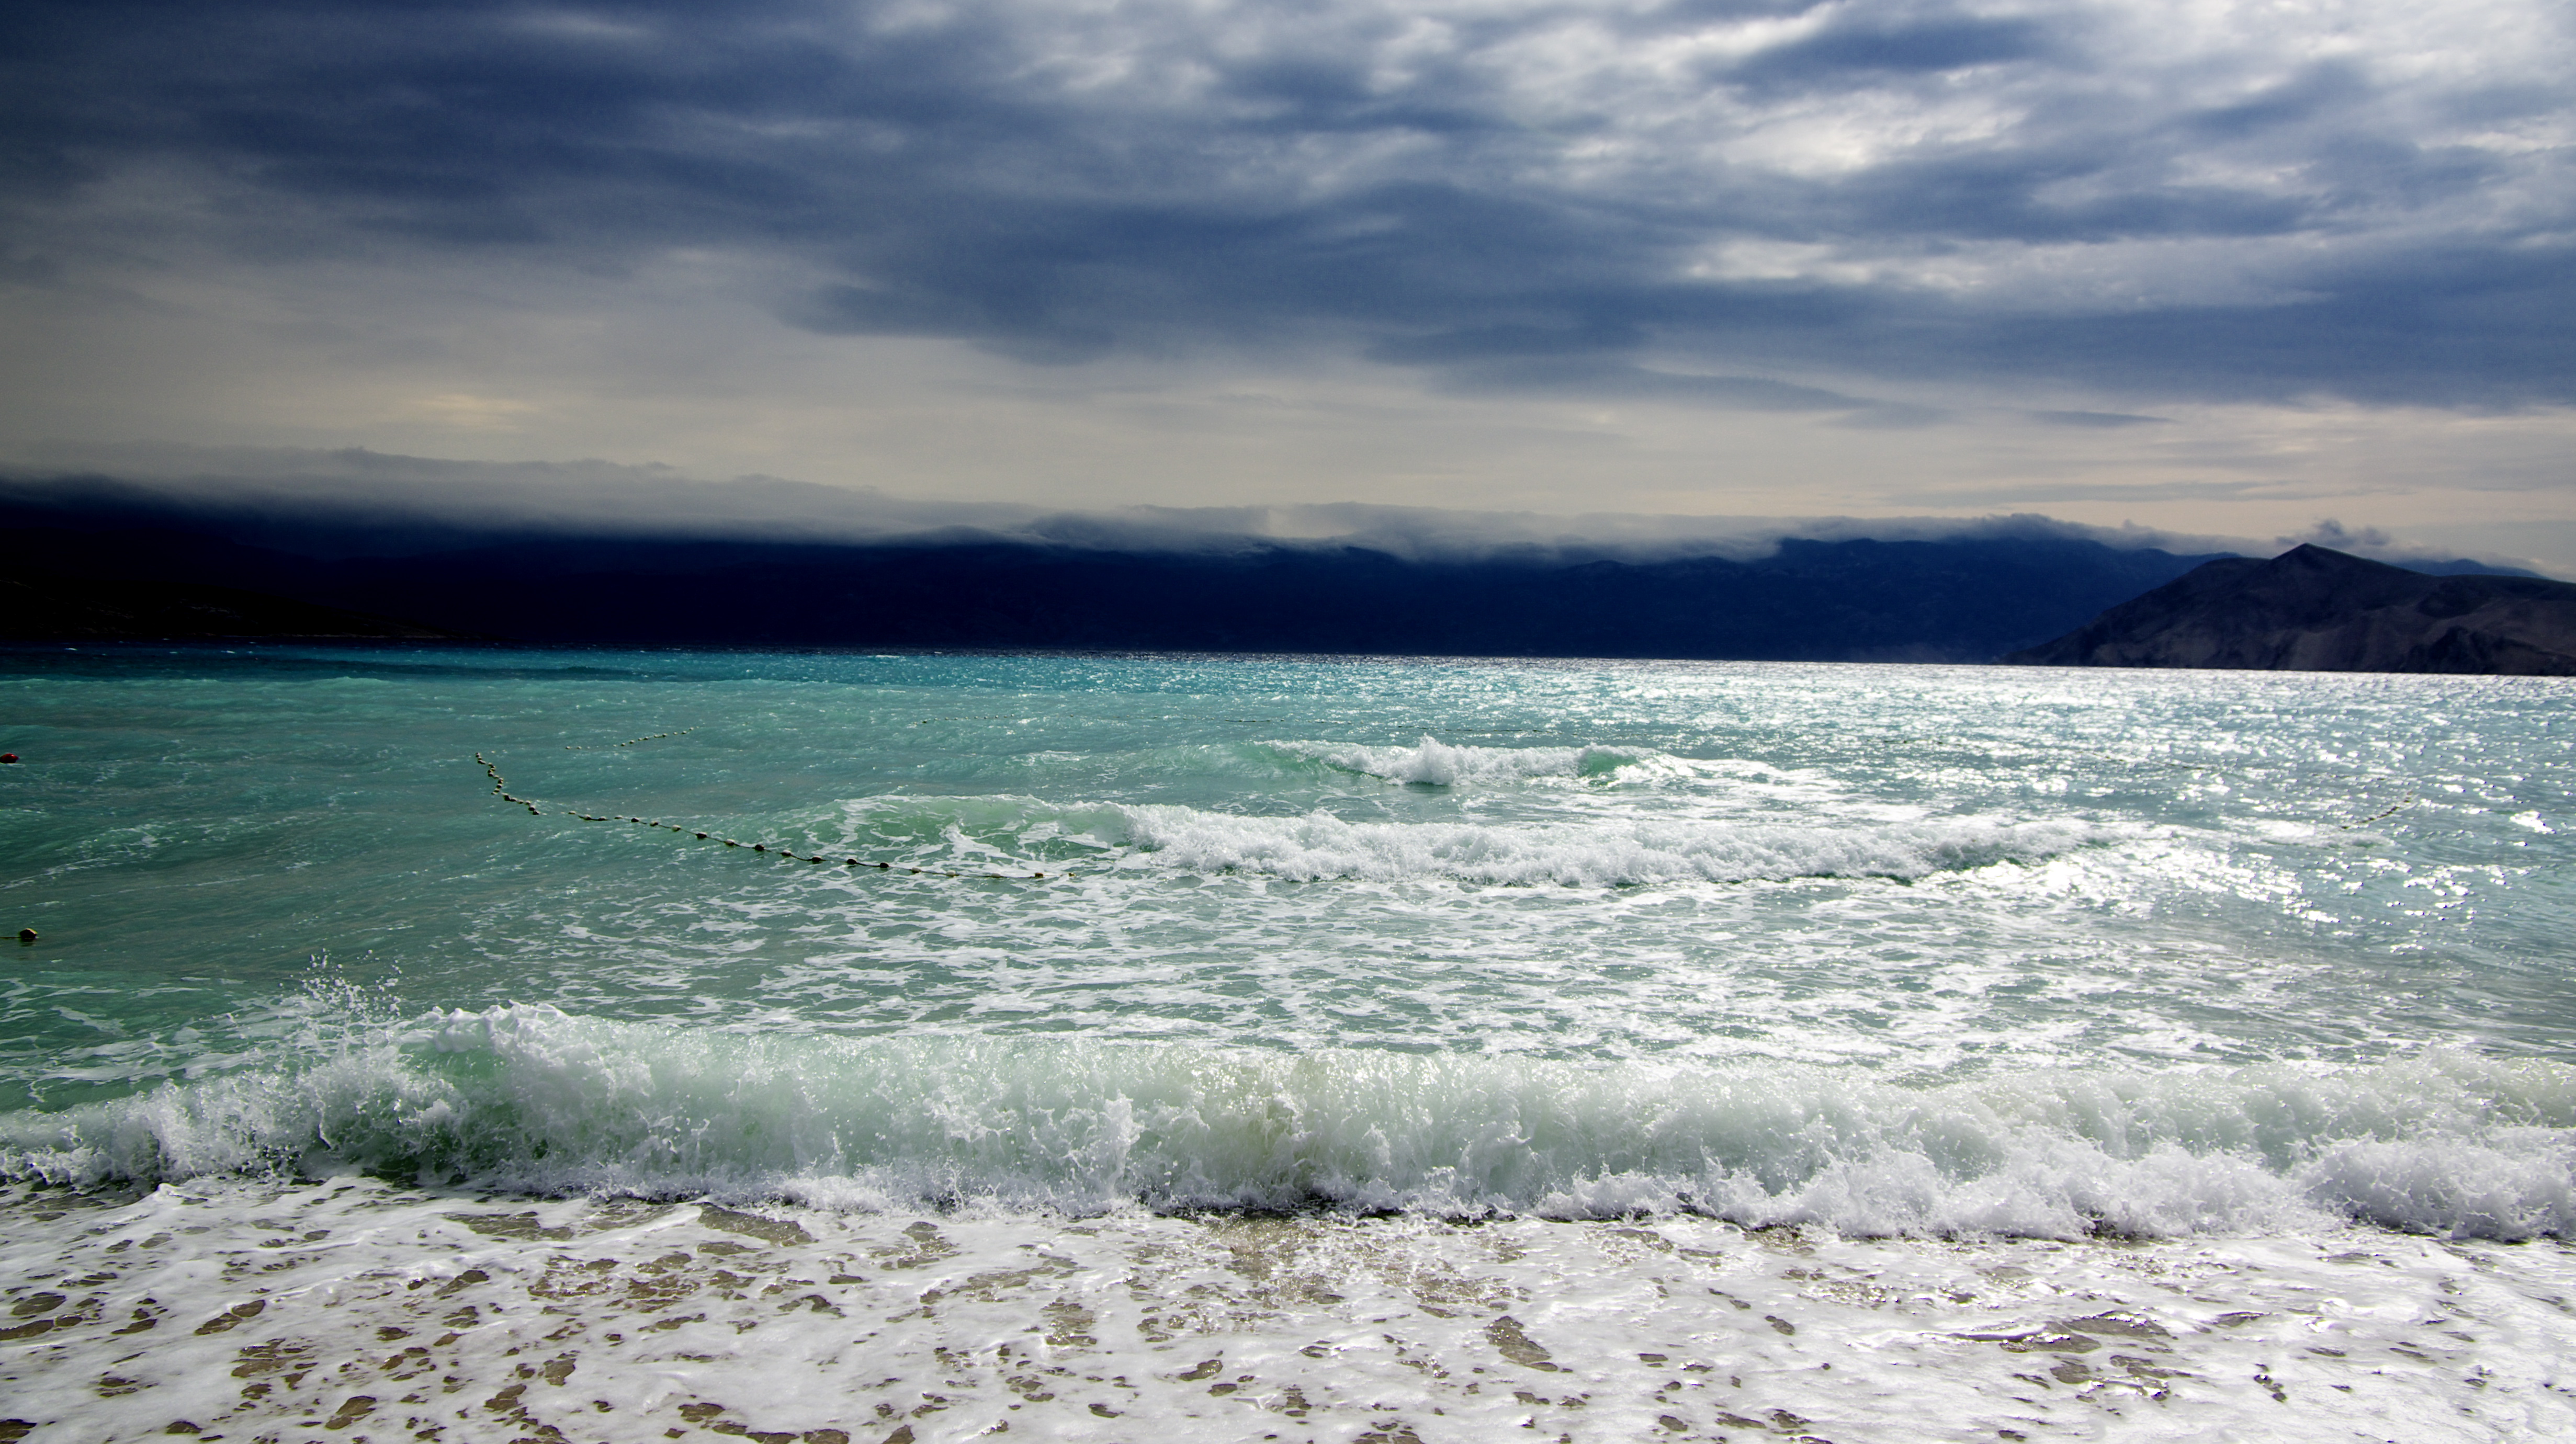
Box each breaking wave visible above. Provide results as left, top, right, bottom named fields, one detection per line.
left=1104, top=807, right=2091, bottom=886
left=5, top=1006, right=2570, bottom=1241
left=823, top=793, right=2101, bottom=887
left=1256, top=736, right=1661, bottom=787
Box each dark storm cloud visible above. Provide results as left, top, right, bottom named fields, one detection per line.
left=2, top=0, right=2568, bottom=406
left=2029, top=411, right=2168, bottom=429
left=1723, top=12, right=2057, bottom=88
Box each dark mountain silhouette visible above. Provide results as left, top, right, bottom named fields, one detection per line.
left=1, top=508, right=2229, bottom=660
left=4, top=483, right=2544, bottom=662
left=2005, top=544, right=2576, bottom=674
left=2, top=573, right=473, bottom=642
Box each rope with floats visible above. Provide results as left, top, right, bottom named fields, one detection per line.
left=478, top=752, right=545, bottom=816
left=564, top=728, right=697, bottom=751
left=2341, top=794, right=2417, bottom=831
left=475, top=746, right=1067, bottom=882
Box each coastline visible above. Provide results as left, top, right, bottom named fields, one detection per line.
left=6, top=1178, right=2570, bottom=1443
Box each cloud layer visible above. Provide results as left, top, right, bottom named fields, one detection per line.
left=5, top=0, right=2570, bottom=412
left=13, top=446, right=2498, bottom=573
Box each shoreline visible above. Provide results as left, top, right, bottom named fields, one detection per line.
left=6, top=1178, right=2570, bottom=1443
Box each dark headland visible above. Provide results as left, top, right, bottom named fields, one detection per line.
left=2006, top=544, right=2576, bottom=674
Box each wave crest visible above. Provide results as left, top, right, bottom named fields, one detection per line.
left=1260, top=736, right=1656, bottom=787
left=820, top=792, right=2098, bottom=886
left=7, top=1008, right=2571, bottom=1241
left=1110, top=807, right=2096, bottom=886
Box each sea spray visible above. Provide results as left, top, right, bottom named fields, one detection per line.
left=7, top=1006, right=2570, bottom=1238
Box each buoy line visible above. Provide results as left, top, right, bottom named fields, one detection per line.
left=475, top=747, right=1067, bottom=883
left=2342, top=794, right=2417, bottom=831
left=564, top=727, right=698, bottom=751
left=477, top=752, right=544, bottom=816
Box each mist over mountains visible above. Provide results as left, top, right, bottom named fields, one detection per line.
left=0, top=449, right=2250, bottom=565
left=0, top=469, right=2539, bottom=661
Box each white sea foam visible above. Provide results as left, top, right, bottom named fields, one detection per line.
left=822, top=791, right=2102, bottom=886
left=6, top=1009, right=2570, bottom=1242
left=11, top=1178, right=2573, bottom=1444
left=1260, top=735, right=1657, bottom=787
left=1106, top=805, right=2097, bottom=886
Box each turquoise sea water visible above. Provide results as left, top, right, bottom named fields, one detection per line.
left=4, top=645, right=2571, bottom=1234
left=8, top=645, right=2576, bottom=1443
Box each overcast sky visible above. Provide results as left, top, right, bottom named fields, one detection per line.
left=3, top=0, right=2570, bottom=567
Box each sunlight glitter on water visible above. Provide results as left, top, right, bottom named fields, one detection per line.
left=3, top=648, right=2572, bottom=1441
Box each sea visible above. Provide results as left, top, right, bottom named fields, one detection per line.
left=2, top=645, right=2572, bottom=1442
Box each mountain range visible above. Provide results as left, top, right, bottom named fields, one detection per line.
left=4, top=481, right=2557, bottom=668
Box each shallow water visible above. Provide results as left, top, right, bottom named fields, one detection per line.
left=2, top=646, right=2572, bottom=1439
left=7, top=1180, right=2574, bottom=1443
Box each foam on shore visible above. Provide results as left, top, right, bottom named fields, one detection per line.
left=3, top=1177, right=2570, bottom=1444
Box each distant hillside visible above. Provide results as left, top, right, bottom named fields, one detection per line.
left=2004, top=544, right=2576, bottom=674
left=2, top=574, right=473, bottom=643
left=1, top=503, right=2235, bottom=660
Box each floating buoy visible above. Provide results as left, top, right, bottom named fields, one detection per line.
left=1, top=754, right=18, bottom=764
left=15, top=928, right=33, bottom=943
left=564, top=727, right=697, bottom=752
left=480, top=741, right=1061, bottom=886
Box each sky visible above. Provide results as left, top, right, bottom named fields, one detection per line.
left=3, top=0, right=2571, bottom=569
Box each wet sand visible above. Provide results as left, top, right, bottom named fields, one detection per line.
left=5, top=1179, right=2572, bottom=1442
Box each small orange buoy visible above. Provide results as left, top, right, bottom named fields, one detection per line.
left=0, top=754, right=18, bottom=764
